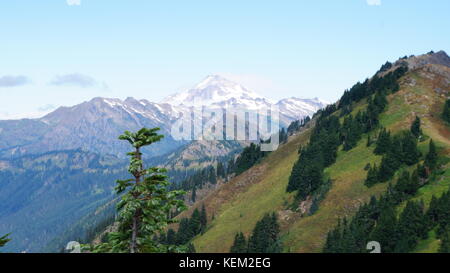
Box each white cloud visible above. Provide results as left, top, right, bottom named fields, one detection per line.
left=0, top=75, right=31, bottom=88
left=50, top=73, right=97, bottom=88
left=67, top=0, right=81, bottom=6
left=366, top=0, right=381, bottom=6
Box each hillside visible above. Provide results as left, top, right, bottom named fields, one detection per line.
left=186, top=52, right=450, bottom=253
left=0, top=150, right=126, bottom=252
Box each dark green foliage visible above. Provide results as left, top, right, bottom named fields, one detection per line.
left=370, top=207, right=398, bottom=253
left=442, top=99, right=450, bottom=124
left=279, top=128, right=288, bottom=143
left=410, top=116, right=422, bottom=138
left=178, top=165, right=218, bottom=191
left=339, top=66, right=407, bottom=109
left=234, top=143, right=268, bottom=175
left=176, top=218, right=191, bottom=245
left=424, top=139, right=438, bottom=172
left=367, top=131, right=421, bottom=186
left=230, top=213, right=283, bottom=253
left=0, top=234, right=10, bottom=248
left=366, top=134, right=373, bottom=147
left=365, top=164, right=379, bottom=187
left=325, top=188, right=450, bottom=253
left=166, top=229, right=176, bottom=245
left=230, top=232, right=247, bottom=253
left=191, top=186, right=197, bottom=203
left=173, top=206, right=208, bottom=246
left=247, top=213, right=282, bottom=253
left=439, top=228, right=450, bottom=253
left=287, top=115, right=340, bottom=198
left=426, top=191, right=450, bottom=238
left=216, top=162, right=226, bottom=178
left=287, top=117, right=310, bottom=135
left=200, top=204, right=207, bottom=233
left=395, top=201, right=427, bottom=252
left=308, top=179, right=332, bottom=215
left=401, top=132, right=421, bottom=165
left=393, top=170, right=420, bottom=202
left=189, top=209, right=202, bottom=236
left=374, top=128, right=391, bottom=155
left=377, top=153, right=399, bottom=182
left=187, top=243, right=196, bottom=253
left=289, top=66, right=406, bottom=200
left=379, top=61, right=393, bottom=72
left=91, top=128, right=186, bottom=253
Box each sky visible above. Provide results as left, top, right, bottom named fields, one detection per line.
left=0, top=0, right=449, bottom=119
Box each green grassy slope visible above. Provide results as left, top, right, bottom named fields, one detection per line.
left=191, top=63, right=450, bottom=253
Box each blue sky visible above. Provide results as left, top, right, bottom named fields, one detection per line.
left=0, top=0, right=449, bottom=119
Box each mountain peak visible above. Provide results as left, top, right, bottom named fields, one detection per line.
left=194, top=74, right=235, bottom=89
left=161, top=75, right=265, bottom=107
left=396, top=50, right=450, bottom=70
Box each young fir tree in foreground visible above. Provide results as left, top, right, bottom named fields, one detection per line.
left=92, top=128, right=186, bottom=253
left=0, top=234, right=10, bottom=248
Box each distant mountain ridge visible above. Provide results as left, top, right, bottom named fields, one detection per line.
left=0, top=75, right=327, bottom=159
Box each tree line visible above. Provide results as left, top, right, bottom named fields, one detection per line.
left=156, top=204, right=208, bottom=252
left=324, top=188, right=450, bottom=253
left=230, top=212, right=282, bottom=253
left=286, top=66, right=408, bottom=202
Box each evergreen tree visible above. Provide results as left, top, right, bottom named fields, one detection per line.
left=189, top=209, right=202, bottom=237
left=425, top=195, right=440, bottom=226
left=439, top=228, right=450, bottom=253
left=424, top=139, right=438, bottom=171
left=92, top=128, right=186, bottom=253
left=208, top=167, right=217, bottom=184
left=374, top=128, right=391, bottom=155
left=366, top=134, right=373, bottom=147
left=370, top=207, right=398, bottom=253
left=166, top=229, right=176, bottom=245
left=191, top=186, right=197, bottom=203
left=442, top=99, right=450, bottom=124
left=187, top=243, right=197, bottom=253
left=176, top=218, right=191, bottom=245
left=200, top=204, right=207, bottom=233
left=248, top=213, right=282, bottom=253
left=401, top=131, right=421, bottom=165
left=410, top=116, right=422, bottom=138
left=216, top=162, right=226, bottom=178
left=395, top=201, right=427, bottom=252
left=393, top=171, right=413, bottom=201
left=377, top=153, right=398, bottom=182
left=230, top=232, right=247, bottom=253
left=365, top=164, right=379, bottom=187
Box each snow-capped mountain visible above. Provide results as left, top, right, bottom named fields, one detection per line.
left=0, top=75, right=328, bottom=158
left=276, top=97, right=330, bottom=120
left=162, top=74, right=328, bottom=120
left=162, top=75, right=272, bottom=109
